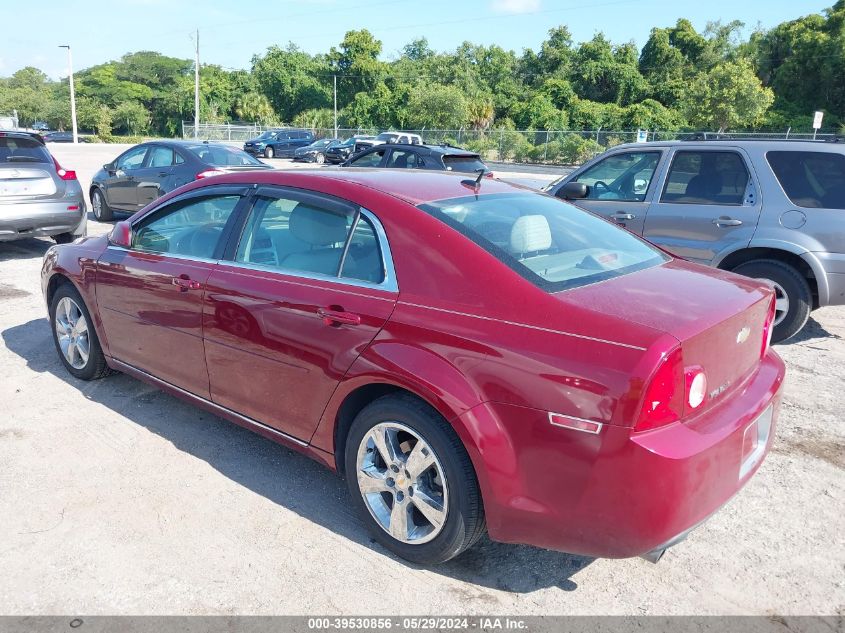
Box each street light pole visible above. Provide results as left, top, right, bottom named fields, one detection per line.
left=58, top=45, right=78, bottom=144
left=333, top=74, right=338, bottom=139
left=194, top=29, right=200, bottom=139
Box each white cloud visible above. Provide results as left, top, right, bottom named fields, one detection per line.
left=491, top=0, right=541, bottom=14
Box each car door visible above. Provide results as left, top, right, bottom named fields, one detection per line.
left=556, top=149, right=664, bottom=234
left=202, top=186, right=398, bottom=441
left=104, top=145, right=149, bottom=210
left=643, top=148, right=762, bottom=264
left=95, top=187, right=249, bottom=398
left=132, top=144, right=182, bottom=208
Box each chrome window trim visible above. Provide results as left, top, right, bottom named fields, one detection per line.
left=105, top=245, right=220, bottom=266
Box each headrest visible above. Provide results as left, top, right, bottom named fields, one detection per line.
left=289, top=204, right=349, bottom=246
left=510, top=215, right=552, bottom=254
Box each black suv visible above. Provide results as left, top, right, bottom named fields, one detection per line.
left=342, top=143, right=491, bottom=175
left=243, top=129, right=314, bottom=159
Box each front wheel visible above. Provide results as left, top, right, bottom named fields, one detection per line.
left=732, top=259, right=812, bottom=343
left=316, top=153, right=325, bottom=164
left=91, top=188, right=113, bottom=222
left=345, top=395, right=486, bottom=565
left=264, top=146, right=274, bottom=159
left=49, top=283, right=113, bottom=380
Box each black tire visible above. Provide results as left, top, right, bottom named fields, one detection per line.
left=344, top=394, right=486, bottom=565
left=264, top=146, right=274, bottom=159
left=53, top=232, right=75, bottom=244
left=732, top=259, right=811, bottom=343
left=91, top=188, right=113, bottom=222
left=49, top=282, right=113, bottom=380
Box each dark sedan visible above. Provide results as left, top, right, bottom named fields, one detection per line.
left=324, top=135, right=375, bottom=164
left=90, top=141, right=271, bottom=221
left=293, top=138, right=340, bottom=163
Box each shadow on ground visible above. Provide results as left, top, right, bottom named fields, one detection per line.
left=2, top=317, right=593, bottom=592
left=778, top=315, right=842, bottom=346
left=0, top=238, right=52, bottom=262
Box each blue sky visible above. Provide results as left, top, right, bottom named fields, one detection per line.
left=0, top=0, right=832, bottom=79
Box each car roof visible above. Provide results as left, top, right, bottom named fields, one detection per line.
left=608, top=139, right=845, bottom=151
left=359, top=143, right=481, bottom=157
left=203, top=168, right=522, bottom=205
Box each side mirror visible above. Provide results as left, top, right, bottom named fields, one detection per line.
left=109, top=221, right=132, bottom=248
left=558, top=181, right=589, bottom=200
left=104, top=163, right=115, bottom=173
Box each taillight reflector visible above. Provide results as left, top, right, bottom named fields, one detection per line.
left=548, top=413, right=603, bottom=435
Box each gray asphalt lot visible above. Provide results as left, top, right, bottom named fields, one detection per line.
left=0, top=145, right=842, bottom=615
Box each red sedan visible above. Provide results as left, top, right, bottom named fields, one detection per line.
left=41, top=169, right=784, bottom=565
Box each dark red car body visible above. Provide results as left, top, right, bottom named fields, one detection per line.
left=41, top=170, right=785, bottom=559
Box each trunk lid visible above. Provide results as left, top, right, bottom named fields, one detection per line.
left=0, top=164, right=59, bottom=198
left=560, top=258, right=774, bottom=413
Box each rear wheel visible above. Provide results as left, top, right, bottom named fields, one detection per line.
left=264, top=146, right=274, bottom=159
left=91, top=188, right=113, bottom=222
left=344, top=394, right=485, bottom=565
left=49, top=283, right=112, bottom=380
left=732, top=259, right=811, bottom=343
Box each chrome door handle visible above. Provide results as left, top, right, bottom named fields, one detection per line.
left=317, top=308, right=361, bottom=326
left=611, top=212, right=636, bottom=221
left=713, top=216, right=743, bottom=227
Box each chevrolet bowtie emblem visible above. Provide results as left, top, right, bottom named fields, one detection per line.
left=736, top=326, right=751, bottom=344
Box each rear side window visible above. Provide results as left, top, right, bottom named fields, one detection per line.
left=351, top=150, right=386, bottom=167
left=661, top=151, right=749, bottom=205
left=188, top=145, right=264, bottom=166
left=0, top=137, right=51, bottom=163
left=767, top=151, right=845, bottom=209
left=148, top=146, right=175, bottom=168
left=443, top=155, right=487, bottom=174
left=419, top=192, right=667, bottom=292
left=387, top=150, right=422, bottom=169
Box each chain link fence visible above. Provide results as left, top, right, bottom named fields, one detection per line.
left=182, top=122, right=839, bottom=166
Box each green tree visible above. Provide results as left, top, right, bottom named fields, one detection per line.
left=682, top=59, right=774, bottom=131
left=113, top=101, right=150, bottom=135
left=251, top=44, right=331, bottom=122
left=327, top=30, right=386, bottom=107
left=235, top=92, right=277, bottom=124
left=404, top=84, right=468, bottom=129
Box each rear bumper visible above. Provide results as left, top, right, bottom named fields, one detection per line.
left=460, top=350, right=785, bottom=558
left=0, top=198, right=86, bottom=242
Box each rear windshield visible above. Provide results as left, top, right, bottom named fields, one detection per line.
left=443, top=155, right=488, bottom=173
left=419, top=192, right=667, bottom=292
left=767, top=150, right=845, bottom=210
left=0, top=137, right=51, bottom=163
left=187, top=145, right=264, bottom=166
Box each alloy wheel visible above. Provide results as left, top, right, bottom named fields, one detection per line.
left=355, top=422, right=449, bottom=545
left=54, top=297, right=90, bottom=369
left=92, top=191, right=102, bottom=220
left=758, top=278, right=790, bottom=326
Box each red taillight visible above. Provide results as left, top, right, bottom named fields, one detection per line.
left=635, top=348, right=684, bottom=432
left=761, top=296, right=776, bottom=357
left=195, top=169, right=226, bottom=180
left=52, top=157, right=77, bottom=181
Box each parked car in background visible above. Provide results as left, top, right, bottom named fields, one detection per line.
left=90, top=140, right=272, bottom=221
left=42, top=169, right=783, bottom=566
left=293, top=138, right=340, bottom=163
left=243, top=128, right=314, bottom=159
left=343, top=143, right=493, bottom=177
left=0, top=130, right=85, bottom=243
left=31, top=121, right=50, bottom=132
left=43, top=132, right=88, bottom=143
left=546, top=139, right=845, bottom=342
left=324, top=135, right=376, bottom=164
left=354, top=132, right=423, bottom=153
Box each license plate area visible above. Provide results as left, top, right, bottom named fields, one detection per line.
left=739, top=404, right=773, bottom=480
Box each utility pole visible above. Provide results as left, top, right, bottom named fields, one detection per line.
left=58, top=45, right=78, bottom=144
left=194, top=29, right=200, bottom=139
left=333, top=74, right=338, bottom=139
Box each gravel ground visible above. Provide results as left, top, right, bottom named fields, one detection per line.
left=0, top=146, right=842, bottom=615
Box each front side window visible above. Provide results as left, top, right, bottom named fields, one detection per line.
left=419, top=192, right=667, bottom=292
left=767, top=151, right=845, bottom=209
left=236, top=194, right=385, bottom=283
left=661, top=151, right=750, bottom=205
left=573, top=151, right=660, bottom=201
left=132, top=195, right=241, bottom=258
left=188, top=145, right=264, bottom=166
left=351, top=150, right=386, bottom=168
left=116, top=146, right=148, bottom=171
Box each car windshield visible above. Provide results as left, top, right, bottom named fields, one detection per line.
left=187, top=145, right=265, bottom=166
left=255, top=131, right=276, bottom=140
left=0, top=137, right=51, bottom=163
left=419, top=192, right=667, bottom=292
left=309, top=139, right=334, bottom=148
left=443, top=155, right=487, bottom=173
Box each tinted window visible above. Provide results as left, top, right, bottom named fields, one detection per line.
left=236, top=195, right=384, bottom=283
left=0, top=137, right=52, bottom=163
left=387, top=150, right=422, bottom=169
left=661, top=151, right=749, bottom=205
left=419, top=193, right=666, bottom=292
left=767, top=151, right=845, bottom=210
left=573, top=151, right=659, bottom=201
left=443, top=155, right=487, bottom=174
left=351, top=150, right=386, bottom=167
left=116, top=146, right=148, bottom=170
left=148, top=146, right=175, bottom=168
left=188, top=145, right=264, bottom=166
left=133, top=195, right=241, bottom=258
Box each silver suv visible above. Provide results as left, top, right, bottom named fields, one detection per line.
left=545, top=139, right=845, bottom=342
left=0, top=131, right=86, bottom=244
